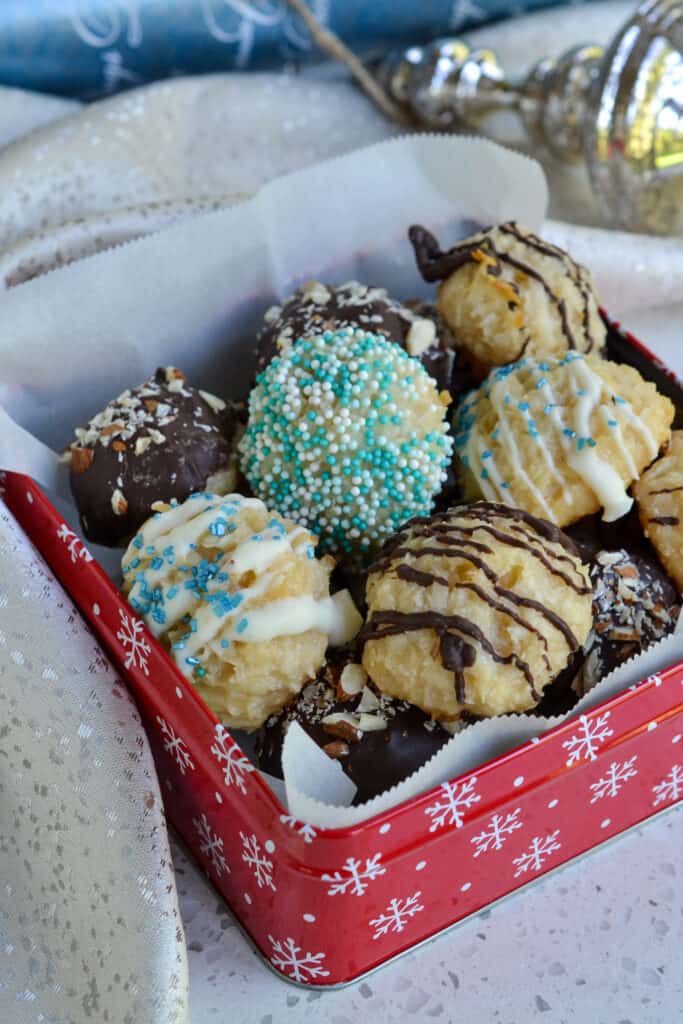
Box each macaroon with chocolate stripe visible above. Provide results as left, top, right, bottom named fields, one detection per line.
left=633, top=430, right=683, bottom=592
left=410, top=222, right=606, bottom=371
left=360, top=502, right=593, bottom=720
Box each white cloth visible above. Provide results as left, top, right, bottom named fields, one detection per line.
left=0, top=5, right=682, bottom=1023
left=0, top=496, right=188, bottom=1022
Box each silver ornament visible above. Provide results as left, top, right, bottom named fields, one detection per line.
left=376, top=0, right=683, bottom=235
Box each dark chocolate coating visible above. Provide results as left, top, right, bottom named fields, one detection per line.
left=566, top=510, right=680, bottom=685
left=68, top=367, right=241, bottom=547
left=256, top=656, right=450, bottom=805
left=254, top=281, right=458, bottom=393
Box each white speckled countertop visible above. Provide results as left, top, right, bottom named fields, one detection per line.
left=174, top=805, right=683, bottom=1022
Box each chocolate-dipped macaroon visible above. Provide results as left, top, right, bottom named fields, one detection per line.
left=257, top=654, right=451, bottom=804
left=66, top=366, right=241, bottom=547
left=254, top=279, right=459, bottom=394
left=567, top=511, right=680, bottom=689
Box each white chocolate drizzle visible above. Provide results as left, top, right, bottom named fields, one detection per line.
left=121, top=493, right=361, bottom=677
left=455, top=354, right=659, bottom=523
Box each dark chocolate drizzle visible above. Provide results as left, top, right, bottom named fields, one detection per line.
left=409, top=222, right=600, bottom=352
left=496, top=224, right=595, bottom=352
left=364, top=502, right=588, bottom=707
left=649, top=485, right=683, bottom=495
left=396, top=563, right=552, bottom=670
left=649, top=515, right=679, bottom=526
left=360, top=609, right=537, bottom=703
left=396, top=565, right=449, bottom=588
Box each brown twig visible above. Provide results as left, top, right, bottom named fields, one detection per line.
left=282, top=0, right=412, bottom=125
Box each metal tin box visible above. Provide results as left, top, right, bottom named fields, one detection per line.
left=3, top=321, right=683, bottom=987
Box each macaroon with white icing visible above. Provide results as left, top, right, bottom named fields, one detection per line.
left=121, top=492, right=362, bottom=730
left=453, top=353, right=674, bottom=527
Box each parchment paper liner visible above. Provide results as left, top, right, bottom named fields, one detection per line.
left=0, top=133, right=677, bottom=828
left=281, top=621, right=683, bottom=829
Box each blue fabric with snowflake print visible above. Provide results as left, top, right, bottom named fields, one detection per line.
left=0, top=0, right=596, bottom=99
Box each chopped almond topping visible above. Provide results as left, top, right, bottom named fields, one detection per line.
left=615, top=564, right=639, bottom=579
left=71, top=447, right=94, bottom=473
left=111, top=489, right=128, bottom=516
left=112, top=440, right=126, bottom=452
left=100, top=422, right=125, bottom=437
left=322, top=740, right=350, bottom=759
left=322, top=720, right=361, bottom=743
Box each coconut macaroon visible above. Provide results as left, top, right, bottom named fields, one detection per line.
left=361, top=503, right=593, bottom=721
left=409, top=222, right=606, bottom=370
left=121, top=492, right=361, bottom=730
left=633, top=431, right=683, bottom=592
left=453, top=353, right=674, bottom=526
left=239, top=328, right=454, bottom=563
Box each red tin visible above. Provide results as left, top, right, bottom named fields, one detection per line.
left=2, top=322, right=683, bottom=987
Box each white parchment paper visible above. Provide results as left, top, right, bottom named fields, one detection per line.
left=0, top=134, right=546, bottom=453
left=282, top=621, right=683, bottom=829
left=0, top=133, right=679, bottom=829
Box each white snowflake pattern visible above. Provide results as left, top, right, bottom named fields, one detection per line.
left=56, top=523, right=93, bottom=564
left=589, top=756, right=638, bottom=803
left=652, top=765, right=683, bottom=806
left=322, top=854, right=385, bottom=896
left=562, top=712, right=613, bottom=767
left=425, top=776, right=480, bottom=833
left=512, top=830, right=562, bottom=878
left=268, top=935, right=329, bottom=982
left=116, top=608, right=151, bottom=676
left=211, top=724, right=255, bottom=795
left=193, top=813, right=229, bottom=877
left=449, top=0, right=487, bottom=29
left=471, top=808, right=523, bottom=857
left=369, top=892, right=424, bottom=940
left=156, top=715, right=195, bottom=774
left=279, top=814, right=318, bottom=844
left=240, top=832, right=276, bottom=891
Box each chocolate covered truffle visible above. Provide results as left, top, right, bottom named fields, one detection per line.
left=257, top=656, right=451, bottom=804
left=567, top=511, right=680, bottom=689
left=255, top=279, right=456, bottom=391
left=67, top=367, right=241, bottom=547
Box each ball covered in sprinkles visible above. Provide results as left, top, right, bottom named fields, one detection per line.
left=239, top=328, right=454, bottom=561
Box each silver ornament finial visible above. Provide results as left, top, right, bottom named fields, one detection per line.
left=376, top=0, right=683, bottom=235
